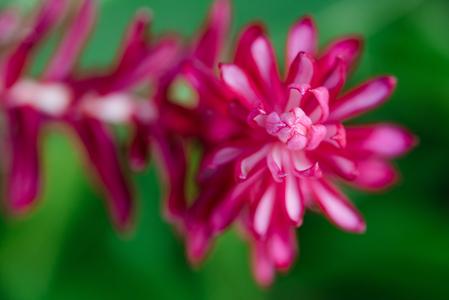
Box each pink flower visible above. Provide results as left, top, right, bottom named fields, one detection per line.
left=0, top=0, right=180, bottom=230
left=183, top=16, right=416, bottom=285
left=116, top=0, right=232, bottom=225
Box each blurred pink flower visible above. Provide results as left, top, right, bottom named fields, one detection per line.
left=0, top=0, right=180, bottom=230
left=183, top=16, right=416, bottom=285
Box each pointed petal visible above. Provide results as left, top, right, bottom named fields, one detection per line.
left=254, top=185, right=276, bottom=236
left=286, top=16, right=317, bottom=67
left=153, top=130, right=187, bottom=222
left=193, top=0, right=231, bottom=67
left=237, top=145, right=269, bottom=180
left=44, top=0, right=96, bottom=80
left=251, top=241, right=274, bottom=287
left=322, top=58, right=347, bottom=99
left=249, top=36, right=283, bottom=102
left=2, top=0, right=67, bottom=88
left=307, top=87, right=330, bottom=123
left=234, top=23, right=265, bottom=68
left=210, top=168, right=263, bottom=231
left=284, top=175, right=304, bottom=226
left=311, top=179, right=366, bottom=233
left=321, top=154, right=358, bottom=180
left=286, top=52, right=314, bottom=86
left=112, top=36, right=181, bottom=91
left=289, top=151, right=322, bottom=177
left=186, top=224, right=212, bottom=265
left=116, top=9, right=152, bottom=69
left=318, top=37, right=363, bottom=76
left=6, top=107, right=41, bottom=213
left=346, top=123, right=416, bottom=158
left=268, top=227, right=296, bottom=270
left=219, top=63, right=261, bottom=109
left=129, top=121, right=150, bottom=171
left=0, top=8, right=21, bottom=45
left=324, top=123, right=347, bottom=148
left=74, top=118, right=133, bottom=230
left=266, top=145, right=285, bottom=182
left=183, top=60, right=230, bottom=112
left=353, top=159, right=398, bottom=190
left=205, top=146, right=244, bottom=170
left=329, top=76, right=396, bottom=121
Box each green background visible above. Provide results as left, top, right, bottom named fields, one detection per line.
left=1, top=0, right=449, bottom=299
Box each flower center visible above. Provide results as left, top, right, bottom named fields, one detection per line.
left=254, top=107, right=327, bottom=151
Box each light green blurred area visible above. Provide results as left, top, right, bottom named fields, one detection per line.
left=0, top=0, right=449, bottom=299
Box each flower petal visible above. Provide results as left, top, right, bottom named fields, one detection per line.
left=251, top=240, right=274, bottom=287
left=266, top=145, right=285, bottom=182
left=234, top=23, right=265, bottom=68
left=318, top=37, right=362, bottom=77
left=219, top=63, right=261, bottom=109
left=153, top=130, right=187, bottom=222
left=346, top=123, right=416, bottom=158
left=129, top=121, right=150, bottom=171
left=311, top=179, right=366, bottom=233
left=210, top=168, right=263, bottom=231
left=353, top=159, right=398, bottom=190
left=286, top=16, right=317, bottom=67
left=237, top=145, right=269, bottom=180
left=286, top=52, right=314, bottom=86
left=250, top=36, right=283, bottom=102
left=322, top=58, right=347, bottom=99
left=284, top=175, right=304, bottom=226
left=329, top=76, right=396, bottom=121
left=307, top=87, right=330, bottom=124
left=193, top=0, right=231, bottom=67
left=44, top=0, right=96, bottom=80
left=2, top=0, right=67, bottom=88
left=74, top=117, right=133, bottom=230
left=254, top=185, right=276, bottom=236
left=6, top=107, right=41, bottom=213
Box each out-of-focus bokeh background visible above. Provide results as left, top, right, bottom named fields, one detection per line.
left=0, top=0, right=448, bottom=299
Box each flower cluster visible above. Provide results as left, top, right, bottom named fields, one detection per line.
left=0, top=0, right=415, bottom=285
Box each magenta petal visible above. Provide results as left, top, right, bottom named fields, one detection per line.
left=186, top=224, right=211, bottom=265
left=74, top=117, right=133, bottom=230
left=346, top=123, right=416, bottom=158
left=353, top=159, right=398, bottom=190
left=249, top=35, right=283, bottom=102
left=318, top=37, right=363, bottom=76
left=253, top=184, right=276, bottom=236
left=129, top=121, right=150, bottom=171
left=310, top=179, right=366, bottom=233
left=234, top=23, right=265, bottom=68
left=2, top=0, right=67, bottom=88
left=329, top=76, right=397, bottom=121
left=193, top=0, right=231, bottom=67
left=116, top=9, right=152, bottom=70
left=284, top=175, right=304, bottom=226
left=286, top=16, right=317, bottom=67
left=321, top=154, right=359, bottom=181
left=219, top=63, right=262, bottom=109
left=44, top=0, right=96, bottom=81
left=0, top=8, right=21, bottom=45
left=6, top=107, right=41, bottom=213
left=112, top=36, right=181, bottom=91
left=183, top=60, right=230, bottom=112
left=285, top=52, right=314, bottom=86
left=322, top=58, right=347, bottom=99
left=153, top=131, right=187, bottom=222
left=251, top=240, right=274, bottom=287
left=268, top=228, right=296, bottom=270
left=210, top=169, right=262, bottom=231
